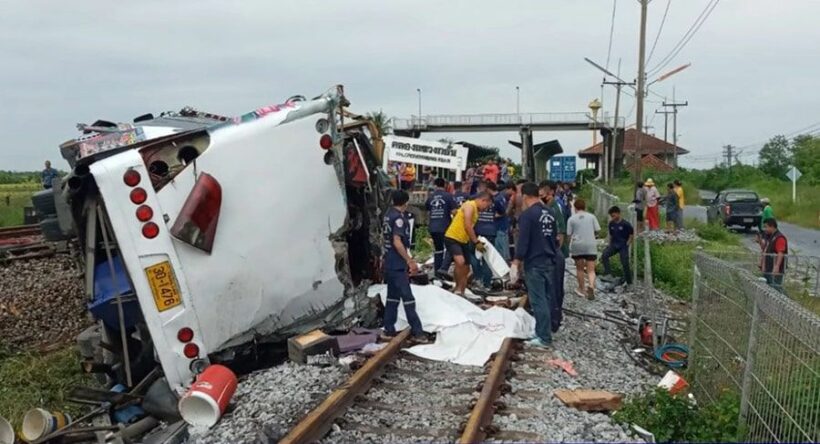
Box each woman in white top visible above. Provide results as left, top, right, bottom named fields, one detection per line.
left=566, top=198, right=601, bottom=299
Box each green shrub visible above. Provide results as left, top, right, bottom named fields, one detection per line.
left=614, top=388, right=744, bottom=443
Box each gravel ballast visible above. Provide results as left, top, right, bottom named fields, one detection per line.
left=188, top=362, right=349, bottom=444
left=0, top=255, right=88, bottom=350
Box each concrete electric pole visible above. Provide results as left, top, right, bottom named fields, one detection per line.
left=635, top=0, right=649, bottom=181
left=603, top=79, right=634, bottom=183
left=662, top=93, right=688, bottom=168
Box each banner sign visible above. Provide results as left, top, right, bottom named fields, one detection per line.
left=382, top=135, right=468, bottom=172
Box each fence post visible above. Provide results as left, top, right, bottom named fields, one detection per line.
left=689, top=262, right=700, bottom=371
left=643, top=236, right=653, bottom=288
left=738, top=282, right=761, bottom=429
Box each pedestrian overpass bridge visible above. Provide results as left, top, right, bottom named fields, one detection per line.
left=393, top=112, right=625, bottom=180
left=393, top=112, right=619, bottom=135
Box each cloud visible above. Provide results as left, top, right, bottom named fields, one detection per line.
left=1, top=0, right=819, bottom=169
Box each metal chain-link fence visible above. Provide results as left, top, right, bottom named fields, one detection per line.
left=702, top=249, right=819, bottom=297
left=691, top=252, right=820, bottom=442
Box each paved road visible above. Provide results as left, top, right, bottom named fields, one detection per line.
left=699, top=190, right=819, bottom=255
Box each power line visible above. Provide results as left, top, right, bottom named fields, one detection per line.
left=605, top=0, right=618, bottom=69
left=646, top=0, right=671, bottom=65
left=648, top=0, right=720, bottom=76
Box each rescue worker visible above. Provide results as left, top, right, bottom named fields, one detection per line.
left=601, top=206, right=634, bottom=285
left=760, top=218, right=788, bottom=293
left=437, top=182, right=472, bottom=278
left=494, top=184, right=514, bottom=262
left=473, top=181, right=499, bottom=289
left=425, top=178, right=457, bottom=273
left=382, top=190, right=430, bottom=343
left=511, top=182, right=559, bottom=349
left=539, top=181, right=568, bottom=332
left=453, top=181, right=470, bottom=207
left=444, top=192, right=493, bottom=297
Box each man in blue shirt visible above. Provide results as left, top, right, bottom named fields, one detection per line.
left=41, top=160, right=59, bottom=190
left=511, top=182, right=558, bottom=348
left=539, top=181, right=567, bottom=333
left=601, top=206, right=634, bottom=285
left=436, top=182, right=470, bottom=279
left=494, top=184, right=513, bottom=262
left=382, top=190, right=430, bottom=343
left=453, top=182, right=470, bottom=207
left=425, top=178, right=457, bottom=273
left=473, top=181, right=498, bottom=289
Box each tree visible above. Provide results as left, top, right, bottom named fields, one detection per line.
left=757, top=135, right=791, bottom=179
left=366, top=111, right=392, bottom=135
left=791, top=134, right=820, bottom=185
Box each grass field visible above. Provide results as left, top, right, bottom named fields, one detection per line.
left=0, top=183, right=40, bottom=227
left=0, top=346, right=95, bottom=428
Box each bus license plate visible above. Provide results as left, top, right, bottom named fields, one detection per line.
left=743, top=218, right=753, bottom=223
left=145, top=261, right=182, bottom=312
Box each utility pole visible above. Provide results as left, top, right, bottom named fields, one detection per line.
left=662, top=94, right=688, bottom=168
left=655, top=109, right=673, bottom=142
left=723, top=145, right=734, bottom=172
left=635, top=0, right=649, bottom=181
left=603, top=79, right=635, bottom=183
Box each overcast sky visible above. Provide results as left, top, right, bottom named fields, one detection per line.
left=1, top=0, right=818, bottom=171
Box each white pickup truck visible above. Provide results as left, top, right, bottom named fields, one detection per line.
left=59, top=86, right=386, bottom=396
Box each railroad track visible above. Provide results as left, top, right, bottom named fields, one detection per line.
left=0, top=223, right=41, bottom=240
left=279, top=331, right=557, bottom=444
left=0, top=224, right=52, bottom=262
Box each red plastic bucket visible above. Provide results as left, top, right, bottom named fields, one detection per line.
left=178, top=364, right=237, bottom=428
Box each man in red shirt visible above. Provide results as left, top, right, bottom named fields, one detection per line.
left=760, top=218, right=788, bottom=293
left=483, top=159, right=500, bottom=184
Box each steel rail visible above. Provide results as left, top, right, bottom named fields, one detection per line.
left=458, top=337, right=517, bottom=443
left=279, top=329, right=410, bottom=444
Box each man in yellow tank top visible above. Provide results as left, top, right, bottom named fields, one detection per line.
left=444, top=192, right=493, bottom=296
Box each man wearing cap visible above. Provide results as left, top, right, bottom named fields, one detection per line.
left=644, top=179, right=661, bottom=231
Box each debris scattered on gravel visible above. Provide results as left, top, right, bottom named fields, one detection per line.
left=638, top=228, right=700, bottom=243
left=0, top=255, right=88, bottom=350
left=187, top=362, right=349, bottom=444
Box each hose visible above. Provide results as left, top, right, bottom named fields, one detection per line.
left=654, top=343, right=689, bottom=368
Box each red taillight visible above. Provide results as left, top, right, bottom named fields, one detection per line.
left=170, top=173, right=222, bottom=253
left=319, top=134, right=333, bottom=150
left=130, top=188, right=147, bottom=204
left=136, top=205, right=153, bottom=222
left=177, top=327, right=194, bottom=343
left=123, top=170, right=141, bottom=187
left=183, top=343, right=199, bottom=358
left=142, top=222, right=159, bottom=239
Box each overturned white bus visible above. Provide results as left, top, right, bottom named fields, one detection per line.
left=56, top=86, right=387, bottom=396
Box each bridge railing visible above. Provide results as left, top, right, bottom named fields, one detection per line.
left=393, top=112, right=624, bottom=131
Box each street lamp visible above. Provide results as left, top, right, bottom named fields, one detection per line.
left=515, top=86, right=520, bottom=116
left=416, top=88, right=422, bottom=125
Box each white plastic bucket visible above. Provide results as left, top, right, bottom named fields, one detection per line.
left=21, top=408, right=71, bottom=442
left=0, top=415, right=14, bottom=444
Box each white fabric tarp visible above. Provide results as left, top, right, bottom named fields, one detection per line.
left=368, top=284, right=535, bottom=366
left=476, top=235, right=510, bottom=278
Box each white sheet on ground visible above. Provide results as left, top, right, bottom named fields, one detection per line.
left=368, top=284, right=535, bottom=366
